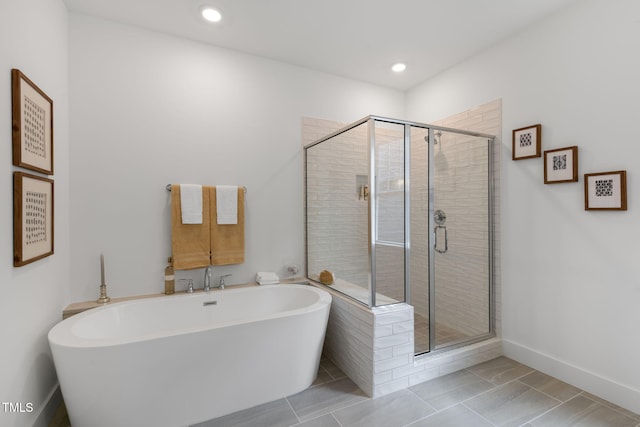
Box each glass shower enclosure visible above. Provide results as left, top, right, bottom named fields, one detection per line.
left=304, top=116, right=495, bottom=354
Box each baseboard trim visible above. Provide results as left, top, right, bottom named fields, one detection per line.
left=503, top=339, right=640, bottom=414
left=33, top=384, right=62, bottom=427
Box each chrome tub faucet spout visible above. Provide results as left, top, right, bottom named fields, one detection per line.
left=204, top=266, right=213, bottom=292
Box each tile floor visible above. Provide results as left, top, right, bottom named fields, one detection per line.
left=50, top=356, right=640, bottom=427
left=194, top=356, right=640, bottom=427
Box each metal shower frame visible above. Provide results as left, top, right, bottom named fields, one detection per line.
left=304, top=115, right=496, bottom=353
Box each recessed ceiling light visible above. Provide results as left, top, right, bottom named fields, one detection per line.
left=391, top=63, right=407, bottom=73
left=201, top=7, right=222, bottom=23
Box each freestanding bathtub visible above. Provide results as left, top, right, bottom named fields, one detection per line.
left=48, top=283, right=331, bottom=427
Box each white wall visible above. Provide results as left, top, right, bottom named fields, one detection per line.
left=407, top=0, right=640, bottom=412
left=0, top=1, right=70, bottom=426
left=68, top=13, right=405, bottom=301
left=6, top=0, right=639, bottom=422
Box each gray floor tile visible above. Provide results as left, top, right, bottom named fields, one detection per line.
left=312, top=366, right=334, bottom=387
left=409, top=369, right=495, bottom=410
left=319, top=357, right=346, bottom=380
left=465, top=380, right=560, bottom=427
left=582, top=392, right=640, bottom=421
left=519, top=371, right=582, bottom=402
left=332, top=389, right=434, bottom=427
left=407, top=403, right=494, bottom=427
left=524, top=395, right=638, bottom=427
left=287, top=376, right=367, bottom=422
left=467, top=356, right=534, bottom=385
left=292, top=414, right=341, bottom=427
left=191, top=398, right=298, bottom=427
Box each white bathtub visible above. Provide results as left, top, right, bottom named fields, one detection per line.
left=48, top=284, right=331, bottom=427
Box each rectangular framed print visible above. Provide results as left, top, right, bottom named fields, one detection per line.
left=512, top=124, right=541, bottom=160
left=544, top=146, right=578, bottom=184
left=584, top=170, right=627, bottom=211
left=14, top=172, right=54, bottom=266
left=12, top=69, right=54, bottom=175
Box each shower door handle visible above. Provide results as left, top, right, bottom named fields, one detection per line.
left=434, top=225, right=448, bottom=254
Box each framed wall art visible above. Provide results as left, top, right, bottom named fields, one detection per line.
left=512, top=124, right=541, bottom=160
left=12, top=69, right=54, bottom=175
left=544, top=146, right=578, bottom=184
left=14, top=172, right=54, bottom=267
left=584, top=170, right=627, bottom=211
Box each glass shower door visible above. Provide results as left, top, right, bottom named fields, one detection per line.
left=431, top=130, right=492, bottom=350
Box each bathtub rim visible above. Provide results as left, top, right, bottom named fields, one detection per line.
left=48, top=283, right=331, bottom=349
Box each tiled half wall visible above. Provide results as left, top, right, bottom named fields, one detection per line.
left=318, top=283, right=503, bottom=397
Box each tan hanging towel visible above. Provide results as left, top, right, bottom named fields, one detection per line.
left=210, top=186, right=245, bottom=265
left=171, top=184, right=211, bottom=270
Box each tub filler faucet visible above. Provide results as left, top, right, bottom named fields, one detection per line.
left=203, top=266, right=213, bottom=292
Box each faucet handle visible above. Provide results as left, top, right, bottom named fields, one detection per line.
left=179, top=278, right=194, bottom=293
left=219, top=274, right=232, bottom=287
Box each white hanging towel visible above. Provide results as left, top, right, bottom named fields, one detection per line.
left=216, top=185, right=238, bottom=225
left=179, top=184, right=203, bottom=224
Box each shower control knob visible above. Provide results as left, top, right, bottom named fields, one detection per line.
left=287, top=265, right=300, bottom=276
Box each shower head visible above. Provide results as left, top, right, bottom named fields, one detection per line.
left=424, top=131, right=442, bottom=144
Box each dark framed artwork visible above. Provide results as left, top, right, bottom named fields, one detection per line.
left=14, top=172, right=54, bottom=266
left=512, top=124, right=541, bottom=160
left=584, top=170, right=627, bottom=211
left=544, top=146, right=578, bottom=184
left=12, top=69, right=54, bottom=175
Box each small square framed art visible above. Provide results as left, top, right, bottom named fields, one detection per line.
left=512, top=124, right=541, bottom=160
left=584, top=170, right=627, bottom=211
left=544, top=146, right=578, bottom=184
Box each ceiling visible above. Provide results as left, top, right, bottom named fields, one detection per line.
left=63, top=0, right=577, bottom=91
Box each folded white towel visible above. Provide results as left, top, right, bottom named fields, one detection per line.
left=216, top=185, right=238, bottom=225
left=180, top=184, right=203, bottom=224
left=256, top=272, right=279, bottom=284
left=256, top=272, right=279, bottom=283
